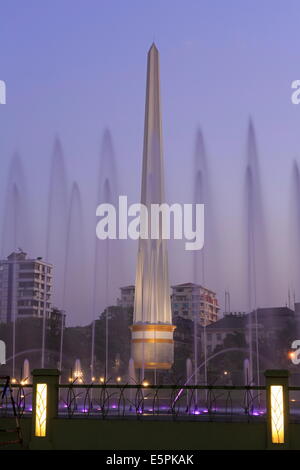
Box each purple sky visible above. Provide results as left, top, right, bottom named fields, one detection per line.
left=1, top=0, right=300, bottom=324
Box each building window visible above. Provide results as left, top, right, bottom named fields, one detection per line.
left=19, top=263, right=35, bottom=270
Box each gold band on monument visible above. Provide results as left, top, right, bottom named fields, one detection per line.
left=132, top=338, right=174, bottom=344
left=130, top=324, right=176, bottom=332
left=134, top=362, right=172, bottom=370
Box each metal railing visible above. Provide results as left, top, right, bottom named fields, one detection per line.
left=57, top=382, right=267, bottom=422
left=5, top=383, right=299, bottom=423
left=0, top=380, right=269, bottom=422
left=286, top=386, right=300, bottom=423
left=0, top=382, right=32, bottom=419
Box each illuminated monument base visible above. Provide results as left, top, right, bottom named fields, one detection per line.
left=131, top=324, right=176, bottom=370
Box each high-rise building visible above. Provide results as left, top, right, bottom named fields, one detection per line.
left=0, top=250, right=53, bottom=323
left=171, top=283, right=219, bottom=325
left=131, top=44, right=175, bottom=371
left=117, top=285, right=135, bottom=309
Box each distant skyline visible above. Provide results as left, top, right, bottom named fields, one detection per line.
left=1, top=0, right=300, bottom=324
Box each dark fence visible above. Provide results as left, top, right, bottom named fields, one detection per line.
left=0, top=380, right=268, bottom=422
left=0, top=382, right=32, bottom=419
left=57, top=383, right=267, bottom=421
left=4, top=380, right=300, bottom=423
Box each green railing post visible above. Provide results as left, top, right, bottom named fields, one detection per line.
left=264, top=369, right=290, bottom=449
left=29, top=369, right=60, bottom=450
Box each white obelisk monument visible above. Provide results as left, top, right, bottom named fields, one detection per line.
left=131, top=44, right=175, bottom=373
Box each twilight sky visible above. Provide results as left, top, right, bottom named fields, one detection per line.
left=1, top=0, right=300, bottom=324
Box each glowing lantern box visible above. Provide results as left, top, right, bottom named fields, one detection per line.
left=264, top=370, right=290, bottom=449
left=29, top=369, right=60, bottom=450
